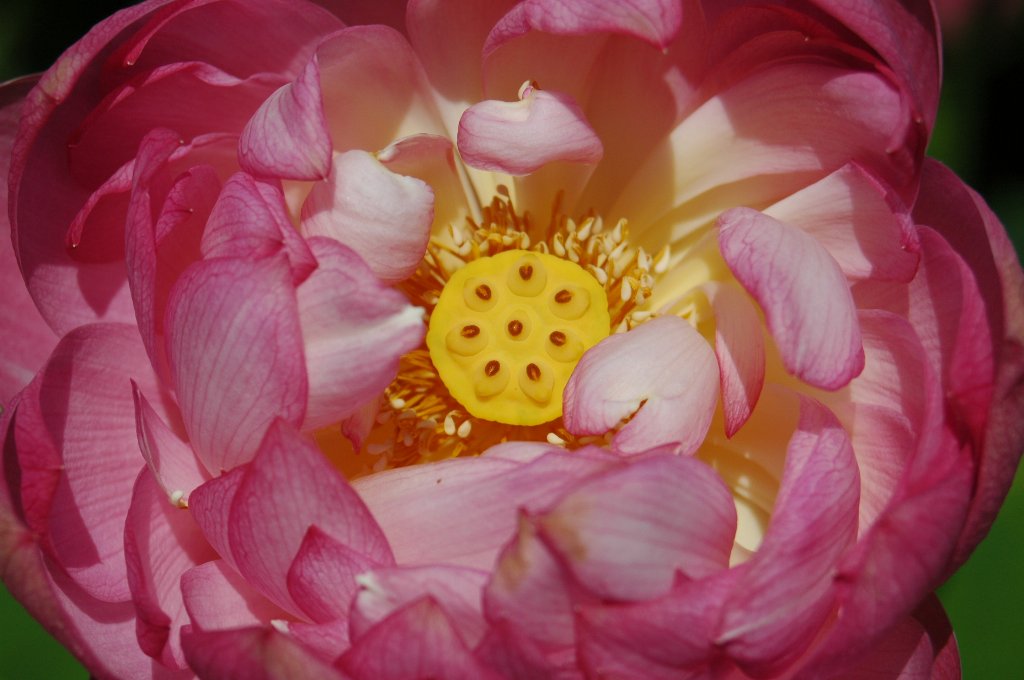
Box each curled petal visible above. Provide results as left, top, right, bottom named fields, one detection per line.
left=132, top=382, right=207, bottom=507
left=563, top=315, right=719, bottom=455
left=458, top=88, right=602, bottom=175
left=705, top=282, right=766, bottom=437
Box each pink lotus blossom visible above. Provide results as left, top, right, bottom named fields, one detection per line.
left=2, top=1, right=1022, bottom=678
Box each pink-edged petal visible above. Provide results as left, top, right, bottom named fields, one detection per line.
left=353, top=447, right=614, bottom=568
left=239, top=55, right=332, bottom=180
left=764, top=163, right=919, bottom=282
left=537, top=453, right=736, bottom=601
left=457, top=87, right=602, bottom=175
left=228, top=420, right=392, bottom=616
left=0, top=77, right=56, bottom=403
left=297, top=238, right=425, bottom=430
left=719, top=207, right=864, bottom=390
left=474, top=622, right=565, bottom=680
left=132, top=382, right=208, bottom=505
left=180, top=559, right=286, bottom=632
left=165, top=254, right=307, bottom=472
left=484, top=0, right=683, bottom=54
left=717, top=398, right=859, bottom=676
left=201, top=172, right=316, bottom=283
left=188, top=467, right=246, bottom=568
left=182, top=626, right=345, bottom=680
left=124, top=468, right=215, bottom=669
left=286, top=525, right=380, bottom=624
left=301, top=150, right=434, bottom=284
left=704, top=282, right=766, bottom=437
left=351, top=565, right=489, bottom=645
left=563, top=315, right=719, bottom=455
left=338, top=598, right=500, bottom=680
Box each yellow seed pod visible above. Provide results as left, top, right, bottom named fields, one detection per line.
left=426, top=249, right=610, bottom=425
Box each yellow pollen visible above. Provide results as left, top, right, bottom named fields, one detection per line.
left=426, top=250, right=610, bottom=426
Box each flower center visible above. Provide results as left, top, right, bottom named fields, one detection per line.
left=426, top=250, right=610, bottom=426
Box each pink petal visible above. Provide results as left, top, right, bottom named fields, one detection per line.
left=719, top=207, right=864, bottom=390
left=376, top=134, right=467, bottom=238
left=563, top=315, right=719, bottom=455
left=286, top=525, right=381, bottom=624
left=717, top=398, right=859, bottom=676
left=132, top=382, right=208, bottom=506
left=301, top=150, right=434, bottom=284
left=239, top=54, right=332, bottom=180
left=351, top=565, right=489, bottom=646
left=0, top=77, right=56, bottom=403
left=537, top=454, right=736, bottom=601
left=124, top=468, right=215, bottom=669
left=457, top=88, right=602, bottom=175
left=297, top=238, right=426, bottom=430
left=339, top=598, right=500, bottom=680
left=485, top=0, right=683, bottom=54
left=165, top=254, right=307, bottom=472
left=188, top=468, right=246, bottom=568
left=182, top=626, right=345, bottom=680
left=228, top=421, right=392, bottom=616
left=180, top=559, right=285, bottom=633
left=704, top=282, right=766, bottom=437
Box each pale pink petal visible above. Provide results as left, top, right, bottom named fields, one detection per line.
left=719, top=207, right=864, bottom=390
left=764, top=163, right=919, bottom=282
left=717, top=398, right=859, bottom=676
left=297, top=238, right=425, bottom=430
left=239, top=55, right=332, bottom=180
left=180, top=559, right=286, bottom=632
left=377, top=134, right=467, bottom=238
left=339, top=598, right=500, bottom=680
left=485, top=0, right=683, bottom=53
left=182, top=626, right=346, bottom=680
left=286, top=525, right=381, bottom=624
left=187, top=468, right=246, bottom=568
left=165, top=254, right=307, bottom=472
left=301, top=150, right=434, bottom=284
left=537, top=454, right=736, bottom=601
left=132, top=382, right=208, bottom=506
left=353, top=448, right=614, bottom=568
left=704, top=282, right=766, bottom=437
left=124, top=468, right=215, bottom=669
left=228, top=421, right=392, bottom=616
left=0, top=77, right=56, bottom=403
left=563, top=315, right=719, bottom=455
left=351, top=565, right=489, bottom=645
left=457, top=87, right=602, bottom=175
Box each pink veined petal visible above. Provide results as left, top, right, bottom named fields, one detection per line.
left=704, top=281, right=766, bottom=437
left=719, top=206, right=865, bottom=390
left=227, top=420, right=392, bottom=616
left=717, top=397, right=860, bottom=676
left=181, top=625, right=346, bottom=680
left=180, top=559, right=286, bottom=633
left=764, top=163, right=919, bottom=282
left=286, top=525, right=382, bottom=625
left=239, top=53, right=332, bottom=180
left=338, top=598, right=501, bottom=680
left=132, top=381, right=207, bottom=508
left=301, top=150, right=434, bottom=284
left=351, top=564, right=489, bottom=646
left=165, top=254, right=307, bottom=473
left=0, top=77, right=56, bottom=403
left=457, top=87, right=603, bottom=176
left=124, top=468, right=216, bottom=669
left=537, top=453, right=737, bottom=601
left=187, top=467, right=246, bottom=569
left=563, top=315, right=720, bottom=455
left=484, top=0, right=683, bottom=54
left=297, top=237, right=426, bottom=430
left=474, top=621, right=565, bottom=680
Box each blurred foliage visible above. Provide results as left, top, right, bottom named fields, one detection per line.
left=1, top=2, right=1023, bottom=678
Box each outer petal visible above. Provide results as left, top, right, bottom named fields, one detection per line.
left=719, top=207, right=864, bottom=390
left=286, top=525, right=380, bottom=624
left=301, top=150, right=434, bottom=284
left=180, top=559, right=286, bottom=633
left=182, top=626, right=346, bottom=680
left=563, top=315, right=719, bottom=455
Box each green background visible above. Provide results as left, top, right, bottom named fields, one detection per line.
left=1, top=2, right=1022, bottom=678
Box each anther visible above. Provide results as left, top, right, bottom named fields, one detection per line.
left=555, top=289, right=573, bottom=304
left=461, top=324, right=480, bottom=338
left=526, top=363, right=542, bottom=381
left=508, top=320, right=523, bottom=336
left=549, top=331, right=567, bottom=346
left=485, top=360, right=501, bottom=377
left=476, top=284, right=492, bottom=301
left=519, top=264, right=533, bottom=280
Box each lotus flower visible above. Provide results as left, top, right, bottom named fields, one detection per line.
left=2, top=1, right=1022, bottom=678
